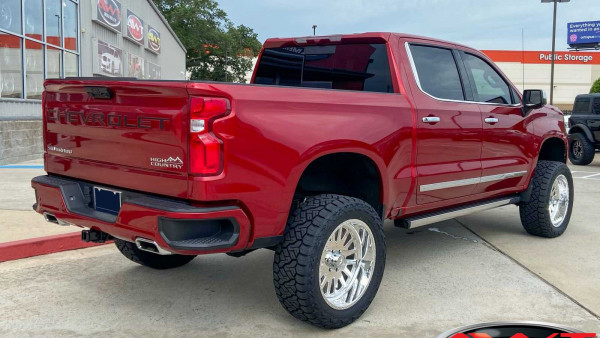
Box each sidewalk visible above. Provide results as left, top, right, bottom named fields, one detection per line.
left=0, top=159, right=107, bottom=261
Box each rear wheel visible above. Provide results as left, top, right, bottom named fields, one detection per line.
left=569, top=133, right=595, bottom=165
left=519, top=161, right=573, bottom=238
left=114, top=238, right=196, bottom=269
left=273, top=194, right=386, bottom=329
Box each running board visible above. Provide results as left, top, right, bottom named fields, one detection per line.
left=395, top=196, right=520, bottom=229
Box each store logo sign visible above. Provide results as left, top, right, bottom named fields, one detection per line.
left=127, top=10, right=143, bottom=43
left=97, top=0, right=121, bottom=31
left=438, top=321, right=596, bottom=338
left=147, top=26, right=161, bottom=54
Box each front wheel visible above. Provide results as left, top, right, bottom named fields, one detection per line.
left=519, top=161, right=574, bottom=238
left=273, top=194, right=386, bottom=329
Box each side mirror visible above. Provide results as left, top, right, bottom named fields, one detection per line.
left=523, top=89, right=547, bottom=110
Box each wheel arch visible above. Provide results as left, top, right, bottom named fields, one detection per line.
left=569, top=124, right=595, bottom=143
left=538, top=136, right=567, bottom=163
left=288, top=144, right=388, bottom=218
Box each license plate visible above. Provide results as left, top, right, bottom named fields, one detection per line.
left=93, top=187, right=122, bottom=215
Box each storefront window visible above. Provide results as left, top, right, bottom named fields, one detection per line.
left=0, top=0, right=78, bottom=100
left=24, top=0, right=44, bottom=40
left=63, top=0, right=77, bottom=51
left=47, top=45, right=63, bottom=79
left=64, top=52, right=78, bottom=78
left=0, top=0, right=22, bottom=35
left=0, top=34, right=23, bottom=98
left=25, top=40, right=44, bottom=99
left=45, top=0, right=62, bottom=47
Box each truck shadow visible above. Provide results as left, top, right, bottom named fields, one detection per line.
left=95, top=219, right=485, bottom=331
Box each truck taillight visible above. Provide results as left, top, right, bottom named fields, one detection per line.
left=189, top=97, right=230, bottom=175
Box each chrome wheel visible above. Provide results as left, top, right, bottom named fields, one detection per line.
left=319, top=219, right=376, bottom=310
left=572, top=140, right=583, bottom=159
left=549, top=174, right=569, bottom=227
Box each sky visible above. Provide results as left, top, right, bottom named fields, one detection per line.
left=216, top=0, right=599, bottom=51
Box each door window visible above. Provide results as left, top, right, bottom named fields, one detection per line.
left=409, top=45, right=464, bottom=101
left=462, top=53, right=514, bottom=105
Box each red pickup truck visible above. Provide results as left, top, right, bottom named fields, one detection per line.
left=32, top=32, right=573, bottom=328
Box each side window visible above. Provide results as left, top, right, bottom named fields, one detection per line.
left=510, top=87, right=521, bottom=105
left=572, top=97, right=591, bottom=114
left=462, top=53, right=512, bottom=104
left=409, top=45, right=464, bottom=101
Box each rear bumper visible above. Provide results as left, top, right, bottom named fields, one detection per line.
left=31, top=175, right=252, bottom=255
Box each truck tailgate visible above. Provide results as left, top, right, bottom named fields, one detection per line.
left=43, top=79, right=190, bottom=198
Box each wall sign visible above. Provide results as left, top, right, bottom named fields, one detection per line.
left=94, top=0, right=122, bottom=33
left=96, top=40, right=123, bottom=77
left=146, top=25, right=161, bottom=54
left=147, top=62, right=161, bottom=80
left=128, top=53, right=145, bottom=79
left=126, top=10, right=144, bottom=45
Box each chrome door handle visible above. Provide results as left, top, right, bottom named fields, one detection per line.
left=485, top=117, right=499, bottom=124
left=422, top=116, right=441, bottom=123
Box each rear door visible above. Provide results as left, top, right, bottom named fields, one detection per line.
left=457, top=51, right=532, bottom=193
left=406, top=43, right=483, bottom=204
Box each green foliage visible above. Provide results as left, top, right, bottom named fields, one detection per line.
left=152, top=0, right=262, bottom=82
left=591, top=77, right=600, bottom=94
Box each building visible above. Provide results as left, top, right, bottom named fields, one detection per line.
left=0, top=0, right=186, bottom=164
left=482, top=50, right=600, bottom=111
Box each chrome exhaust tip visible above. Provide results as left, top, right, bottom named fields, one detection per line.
left=135, top=238, right=172, bottom=255
left=43, top=212, right=70, bottom=226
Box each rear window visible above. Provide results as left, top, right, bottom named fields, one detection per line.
left=572, top=97, right=591, bottom=114
left=254, top=44, right=394, bottom=93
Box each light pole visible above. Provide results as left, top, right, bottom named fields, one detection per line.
left=541, top=0, right=570, bottom=105
left=312, top=25, right=317, bottom=36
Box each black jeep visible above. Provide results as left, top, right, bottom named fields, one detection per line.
left=568, top=93, right=600, bottom=165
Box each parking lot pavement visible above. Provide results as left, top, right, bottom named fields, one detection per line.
left=0, top=220, right=599, bottom=337
left=458, top=159, right=600, bottom=318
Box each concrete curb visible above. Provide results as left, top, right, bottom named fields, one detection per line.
left=0, top=233, right=110, bottom=262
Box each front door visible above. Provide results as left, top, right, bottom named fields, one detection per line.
left=458, top=51, right=532, bottom=193
left=407, top=43, right=483, bottom=204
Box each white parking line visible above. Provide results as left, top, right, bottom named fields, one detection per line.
left=580, top=173, right=600, bottom=179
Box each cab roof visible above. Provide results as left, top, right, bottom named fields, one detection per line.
left=263, top=32, right=473, bottom=51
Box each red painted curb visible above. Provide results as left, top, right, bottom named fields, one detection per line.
left=0, top=233, right=110, bottom=263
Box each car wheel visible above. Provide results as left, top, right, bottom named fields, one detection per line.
left=519, top=160, right=573, bottom=238
left=569, top=133, right=595, bottom=165
left=273, top=194, right=386, bottom=329
left=114, top=238, right=196, bottom=269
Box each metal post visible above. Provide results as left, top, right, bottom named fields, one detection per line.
left=312, top=25, right=317, bottom=36
left=550, top=0, right=557, bottom=105
left=522, top=28, right=525, bottom=92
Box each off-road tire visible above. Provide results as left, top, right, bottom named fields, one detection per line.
left=569, top=133, right=595, bottom=165
left=273, top=194, right=386, bottom=329
left=519, top=161, right=573, bottom=238
left=114, top=238, right=196, bottom=269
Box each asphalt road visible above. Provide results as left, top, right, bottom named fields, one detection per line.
left=1, top=158, right=599, bottom=336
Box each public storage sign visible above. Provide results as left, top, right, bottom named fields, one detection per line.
left=482, top=50, right=600, bottom=65
left=568, top=21, right=600, bottom=45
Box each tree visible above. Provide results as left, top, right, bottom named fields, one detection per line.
left=591, top=77, right=600, bottom=94
left=152, top=0, right=262, bottom=82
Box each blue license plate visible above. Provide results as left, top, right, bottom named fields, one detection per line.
left=93, top=187, right=122, bottom=215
